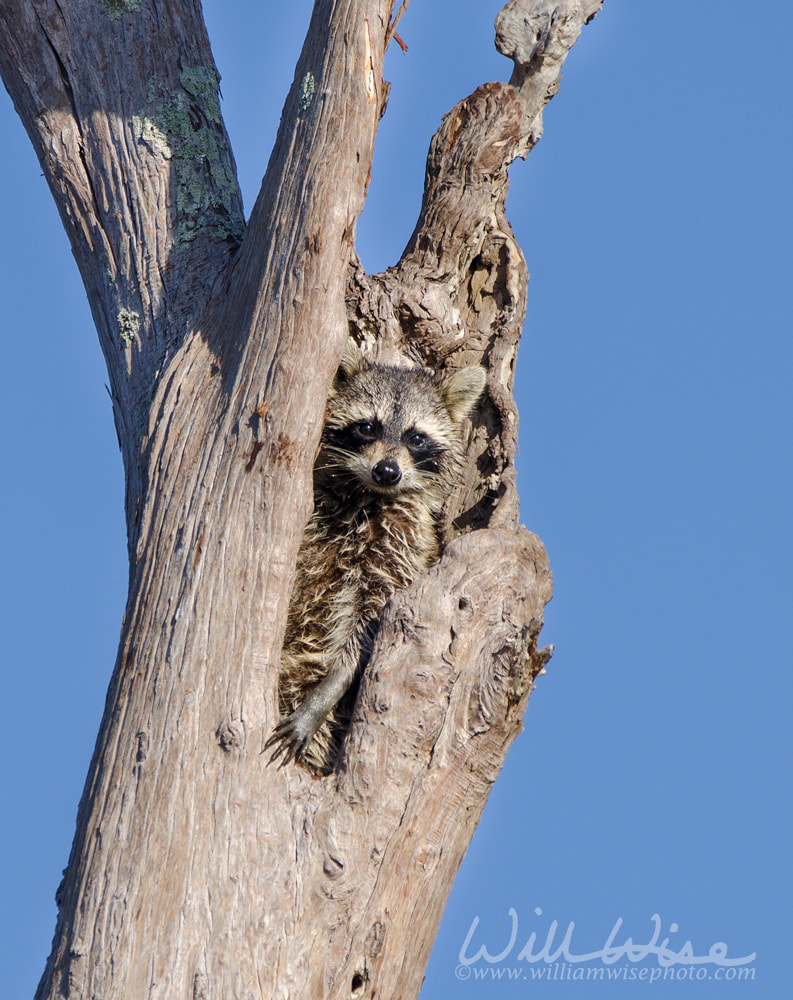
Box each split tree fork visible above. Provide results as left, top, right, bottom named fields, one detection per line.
left=0, top=0, right=601, bottom=996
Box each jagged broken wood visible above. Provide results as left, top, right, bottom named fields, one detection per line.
left=0, top=0, right=601, bottom=997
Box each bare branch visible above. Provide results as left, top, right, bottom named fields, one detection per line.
left=219, top=0, right=392, bottom=388
left=348, top=0, right=603, bottom=535
left=496, top=0, right=602, bottom=88
left=0, top=0, right=244, bottom=534
left=386, top=0, right=411, bottom=49
left=0, top=0, right=243, bottom=404
left=402, top=0, right=603, bottom=285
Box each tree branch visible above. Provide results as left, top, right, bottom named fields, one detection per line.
left=348, top=0, right=603, bottom=533
left=385, top=0, right=410, bottom=49
left=403, top=0, right=603, bottom=281
left=0, top=0, right=244, bottom=466
left=213, top=0, right=393, bottom=461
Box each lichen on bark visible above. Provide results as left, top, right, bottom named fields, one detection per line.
left=133, top=67, right=244, bottom=247
left=99, top=0, right=141, bottom=21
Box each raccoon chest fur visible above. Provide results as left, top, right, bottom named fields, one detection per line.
left=267, top=342, right=486, bottom=774
left=286, top=494, right=439, bottom=674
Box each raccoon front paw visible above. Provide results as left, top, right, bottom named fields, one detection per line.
left=264, top=708, right=320, bottom=767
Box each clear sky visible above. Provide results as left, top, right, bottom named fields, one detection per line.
left=1, top=1, right=790, bottom=997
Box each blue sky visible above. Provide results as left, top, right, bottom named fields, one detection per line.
left=1, top=1, right=790, bottom=997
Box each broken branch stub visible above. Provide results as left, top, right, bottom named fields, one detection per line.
left=349, top=1, right=602, bottom=538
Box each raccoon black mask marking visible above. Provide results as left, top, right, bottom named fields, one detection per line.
left=266, top=341, right=486, bottom=774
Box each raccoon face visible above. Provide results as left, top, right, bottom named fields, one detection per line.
left=327, top=409, right=445, bottom=496
left=316, top=343, right=486, bottom=501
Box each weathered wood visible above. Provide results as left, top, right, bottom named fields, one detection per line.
left=350, top=0, right=603, bottom=537
left=0, top=1, right=601, bottom=997
left=328, top=527, right=553, bottom=998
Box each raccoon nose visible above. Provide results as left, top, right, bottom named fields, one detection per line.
left=371, top=458, right=402, bottom=486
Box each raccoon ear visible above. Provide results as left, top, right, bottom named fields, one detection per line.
left=438, top=365, right=487, bottom=423
left=335, top=338, right=367, bottom=384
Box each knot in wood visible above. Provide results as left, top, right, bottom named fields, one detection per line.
left=216, top=720, right=244, bottom=752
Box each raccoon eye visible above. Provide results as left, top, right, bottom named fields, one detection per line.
left=406, top=431, right=428, bottom=450
left=349, top=421, right=377, bottom=442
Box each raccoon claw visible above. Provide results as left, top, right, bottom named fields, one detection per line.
left=264, top=713, right=315, bottom=767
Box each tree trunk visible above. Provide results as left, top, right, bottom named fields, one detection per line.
left=0, top=0, right=601, bottom=996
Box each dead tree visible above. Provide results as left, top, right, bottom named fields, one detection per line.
left=0, top=0, right=601, bottom=996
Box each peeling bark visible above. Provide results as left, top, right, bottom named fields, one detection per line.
left=0, top=1, right=601, bottom=997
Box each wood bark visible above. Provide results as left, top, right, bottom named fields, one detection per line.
left=0, top=1, right=601, bottom=997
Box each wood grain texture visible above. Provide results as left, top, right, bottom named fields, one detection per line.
left=0, top=1, right=601, bottom=997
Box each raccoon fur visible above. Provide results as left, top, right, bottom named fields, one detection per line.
left=267, top=341, right=487, bottom=774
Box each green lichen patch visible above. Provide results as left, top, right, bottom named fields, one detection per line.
left=298, top=72, right=316, bottom=113
left=99, top=0, right=141, bottom=20
left=118, top=308, right=141, bottom=347
left=134, top=67, right=244, bottom=248
left=179, top=67, right=223, bottom=126
left=100, top=254, right=115, bottom=287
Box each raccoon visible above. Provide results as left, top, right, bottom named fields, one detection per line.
left=267, top=341, right=487, bottom=774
